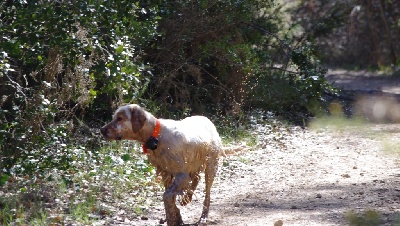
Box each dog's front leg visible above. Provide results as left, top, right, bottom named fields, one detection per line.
left=163, top=173, right=190, bottom=226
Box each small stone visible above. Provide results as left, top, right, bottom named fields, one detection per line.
left=274, top=219, right=283, bottom=226
left=316, top=194, right=322, bottom=198
left=341, top=174, right=351, bottom=178
left=234, top=202, right=240, bottom=207
left=290, top=205, right=297, bottom=209
left=88, top=214, right=100, bottom=219
left=141, top=216, right=149, bottom=220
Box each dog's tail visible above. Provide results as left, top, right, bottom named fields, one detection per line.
left=220, top=142, right=251, bottom=157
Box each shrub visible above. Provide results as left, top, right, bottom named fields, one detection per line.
left=0, top=0, right=339, bottom=178
left=143, top=0, right=282, bottom=115
left=142, top=0, right=335, bottom=118
left=0, top=0, right=158, bottom=177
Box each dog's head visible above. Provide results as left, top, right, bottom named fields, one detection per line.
left=100, top=104, right=146, bottom=141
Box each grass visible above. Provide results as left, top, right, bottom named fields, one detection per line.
left=346, top=210, right=382, bottom=226
left=0, top=189, right=50, bottom=225
left=309, top=115, right=368, bottom=133
left=0, top=115, right=257, bottom=225
left=381, top=136, right=400, bottom=154
left=216, top=113, right=260, bottom=147
left=29, top=210, right=48, bottom=226
left=0, top=140, right=162, bottom=225
left=0, top=201, right=13, bottom=225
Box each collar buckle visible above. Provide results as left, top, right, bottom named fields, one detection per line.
left=142, top=119, right=161, bottom=154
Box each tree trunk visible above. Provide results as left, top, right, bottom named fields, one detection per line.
left=377, top=0, right=397, bottom=65
left=365, top=0, right=383, bottom=66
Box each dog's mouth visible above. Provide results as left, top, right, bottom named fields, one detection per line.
left=100, top=127, right=122, bottom=141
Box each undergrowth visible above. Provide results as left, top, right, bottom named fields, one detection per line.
left=0, top=111, right=262, bottom=225
left=0, top=140, right=162, bottom=225
left=2, top=112, right=400, bottom=225
left=216, top=113, right=259, bottom=147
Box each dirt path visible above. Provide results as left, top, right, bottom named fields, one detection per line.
left=134, top=122, right=400, bottom=226
left=132, top=70, right=400, bottom=226
left=211, top=124, right=400, bottom=226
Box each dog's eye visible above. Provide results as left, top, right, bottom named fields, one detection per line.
left=116, top=117, right=122, bottom=122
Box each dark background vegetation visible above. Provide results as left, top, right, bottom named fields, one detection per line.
left=0, top=0, right=399, bottom=196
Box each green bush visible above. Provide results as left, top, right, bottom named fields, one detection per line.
left=141, top=0, right=335, bottom=117
left=0, top=93, right=78, bottom=179
left=143, top=0, right=282, bottom=115
left=0, top=0, right=340, bottom=178
left=0, top=0, right=158, bottom=177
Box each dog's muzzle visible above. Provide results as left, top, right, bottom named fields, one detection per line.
left=100, top=127, right=122, bottom=140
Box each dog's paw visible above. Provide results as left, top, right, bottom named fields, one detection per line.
left=197, top=218, right=207, bottom=226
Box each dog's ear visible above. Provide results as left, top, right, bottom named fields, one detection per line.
left=131, top=106, right=146, bottom=132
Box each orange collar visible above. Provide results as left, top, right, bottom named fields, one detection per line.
left=152, top=118, right=161, bottom=138
left=142, top=119, right=161, bottom=154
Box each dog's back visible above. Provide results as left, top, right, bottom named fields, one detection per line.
left=179, top=116, right=222, bottom=147
left=150, top=116, right=221, bottom=175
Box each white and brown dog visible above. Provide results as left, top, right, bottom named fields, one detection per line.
left=100, top=104, right=221, bottom=226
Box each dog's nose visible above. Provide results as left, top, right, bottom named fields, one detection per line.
left=100, top=127, right=107, bottom=136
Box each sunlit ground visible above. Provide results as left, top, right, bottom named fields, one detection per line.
left=310, top=98, right=400, bottom=156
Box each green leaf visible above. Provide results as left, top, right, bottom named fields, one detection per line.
left=121, top=154, right=130, bottom=162
left=0, top=174, right=9, bottom=187
left=116, top=45, right=124, bottom=54
left=89, top=89, right=97, bottom=97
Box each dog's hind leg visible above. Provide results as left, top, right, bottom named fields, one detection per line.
left=199, top=154, right=218, bottom=225
left=180, top=172, right=200, bottom=206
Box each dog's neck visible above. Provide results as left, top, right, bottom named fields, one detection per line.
left=136, top=112, right=160, bottom=153
left=142, top=118, right=161, bottom=154
left=134, top=113, right=155, bottom=142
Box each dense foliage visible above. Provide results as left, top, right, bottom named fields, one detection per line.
left=0, top=0, right=159, bottom=180
left=297, top=0, right=400, bottom=69
left=0, top=0, right=344, bottom=181
left=1, top=1, right=399, bottom=225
